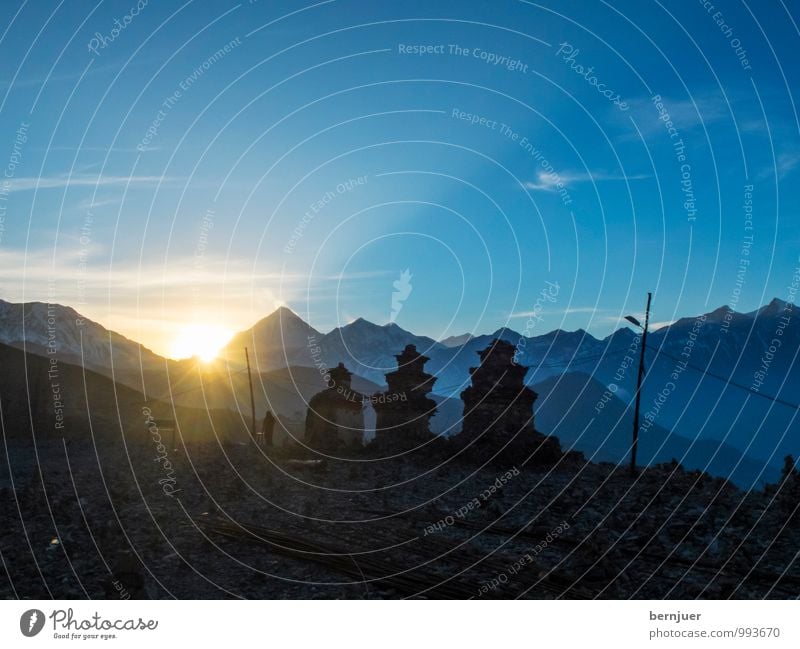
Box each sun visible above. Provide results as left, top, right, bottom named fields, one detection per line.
left=170, top=324, right=234, bottom=362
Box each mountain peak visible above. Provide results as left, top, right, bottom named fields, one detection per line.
left=249, top=306, right=314, bottom=331
left=344, top=317, right=416, bottom=337
left=704, top=304, right=734, bottom=322
left=490, top=326, right=523, bottom=341
left=226, top=306, right=320, bottom=358
left=538, top=327, right=597, bottom=343
left=349, top=316, right=376, bottom=328
left=746, top=297, right=795, bottom=318
left=766, top=297, right=792, bottom=312
left=269, top=305, right=303, bottom=320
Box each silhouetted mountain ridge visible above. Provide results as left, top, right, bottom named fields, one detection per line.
left=3, top=297, right=798, bottom=484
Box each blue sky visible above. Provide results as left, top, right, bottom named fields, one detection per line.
left=1, top=0, right=799, bottom=357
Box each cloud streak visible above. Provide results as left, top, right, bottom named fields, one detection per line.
left=6, top=174, right=181, bottom=193
left=0, top=248, right=396, bottom=355
left=525, top=169, right=650, bottom=192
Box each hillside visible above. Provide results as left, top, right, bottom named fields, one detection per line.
left=0, top=299, right=165, bottom=373
left=0, top=342, right=248, bottom=450
left=533, top=372, right=779, bottom=489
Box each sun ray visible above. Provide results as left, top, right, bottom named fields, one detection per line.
left=169, top=324, right=233, bottom=362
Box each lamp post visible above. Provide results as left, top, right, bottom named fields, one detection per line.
left=625, top=292, right=652, bottom=476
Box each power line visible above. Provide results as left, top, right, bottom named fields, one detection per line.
left=644, top=344, right=800, bottom=411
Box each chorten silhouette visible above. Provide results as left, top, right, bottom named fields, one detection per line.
left=305, top=362, right=365, bottom=451
left=372, top=344, right=436, bottom=451
left=459, top=339, right=559, bottom=463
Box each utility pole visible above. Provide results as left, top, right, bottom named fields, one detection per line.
left=245, top=347, right=257, bottom=445
left=629, top=292, right=652, bottom=475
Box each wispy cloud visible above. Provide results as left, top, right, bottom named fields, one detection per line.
left=37, top=145, right=161, bottom=153
left=0, top=249, right=394, bottom=355
left=625, top=94, right=729, bottom=138
left=77, top=196, right=123, bottom=210
left=777, top=152, right=800, bottom=178
left=524, top=172, right=562, bottom=192
left=525, top=169, right=650, bottom=192
left=561, top=306, right=612, bottom=315
left=6, top=174, right=182, bottom=193
left=756, top=151, right=800, bottom=181
left=0, top=56, right=157, bottom=91
left=648, top=320, right=676, bottom=330
left=510, top=305, right=617, bottom=319
left=0, top=250, right=387, bottom=291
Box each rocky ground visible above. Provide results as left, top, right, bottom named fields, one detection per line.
left=1, top=437, right=798, bottom=599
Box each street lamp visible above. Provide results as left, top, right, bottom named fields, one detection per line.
left=626, top=292, right=652, bottom=476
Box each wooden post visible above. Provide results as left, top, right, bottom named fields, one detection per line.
left=631, top=292, right=652, bottom=476
left=245, top=347, right=257, bottom=444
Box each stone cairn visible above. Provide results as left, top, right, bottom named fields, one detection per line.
left=372, top=344, right=437, bottom=452
left=305, top=362, right=365, bottom=452
left=459, top=339, right=560, bottom=464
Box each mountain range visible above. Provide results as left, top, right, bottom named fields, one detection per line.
left=1, top=296, right=797, bottom=488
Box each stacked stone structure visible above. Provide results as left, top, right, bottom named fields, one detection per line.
left=460, top=339, right=559, bottom=463
left=372, top=344, right=437, bottom=451
left=305, top=363, right=365, bottom=451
